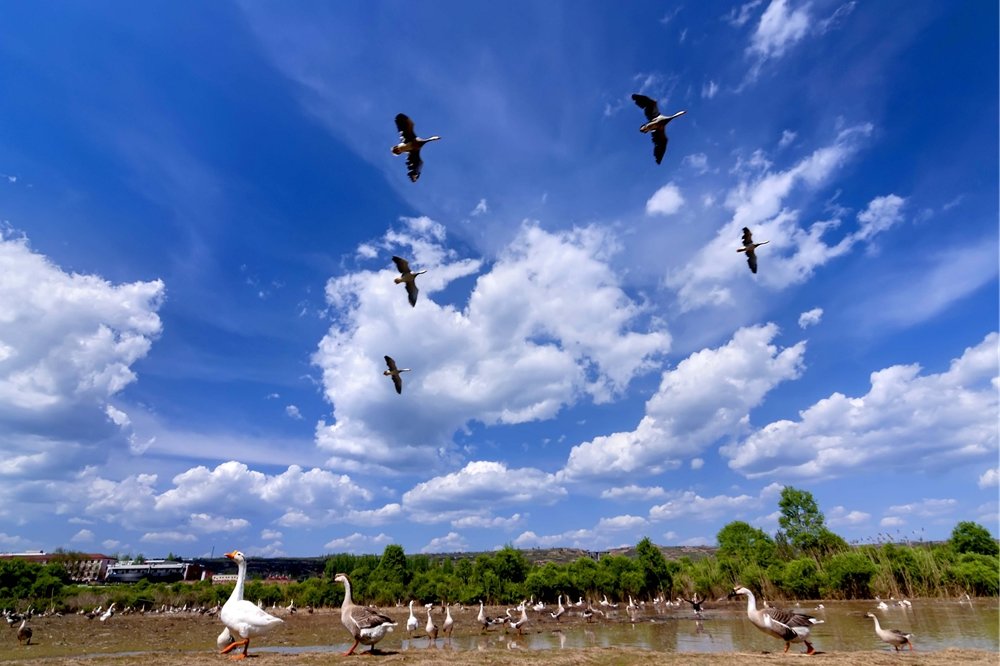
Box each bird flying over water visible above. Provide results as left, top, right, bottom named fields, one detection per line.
left=392, top=256, right=427, bottom=307
left=737, top=226, right=769, bottom=274
left=631, top=94, right=687, bottom=164
left=383, top=355, right=411, bottom=394
left=392, top=113, right=441, bottom=182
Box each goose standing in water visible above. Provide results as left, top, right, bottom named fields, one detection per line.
left=631, top=94, right=687, bottom=164
left=737, top=227, right=769, bottom=274
left=392, top=113, right=441, bottom=182
left=865, top=612, right=914, bottom=651
left=391, top=256, right=427, bottom=307
left=477, top=600, right=495, bottom=632
left=219, top=550, right=284, bottom=659
left=425, top=604, right=438, bottom=645
left=550, top=595, right=565, bottom=621
left=442, top=604, right=454, bottom=639
left=383, top=355, right=411, bottom=394
left=731, top=586, right=822, bottom=655
left=334, top=573, right=397, bottom=655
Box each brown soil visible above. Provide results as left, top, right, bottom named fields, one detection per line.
left=0, top=607, right=994, bottom=666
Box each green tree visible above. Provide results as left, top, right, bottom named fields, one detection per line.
left=824, top=552, right=877, bottom=599
left=635, top=537, right=672, bottom=599
left=777, top=486, right=845, bottom=556
left=949, top=522, right=999, bottom=556
left=717, top=522, right=776, bottom=566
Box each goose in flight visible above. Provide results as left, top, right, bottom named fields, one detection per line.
left=737, top=226, right=769, bottom=274
left=392, top=113, right=441, bottom=182
left=383, top=355, right=411, bottom=394
left=392, top=256, right=427, bottom=307
left=631, top=94, right=686, bottom=164
left=731, top=586, right=822, bottom=655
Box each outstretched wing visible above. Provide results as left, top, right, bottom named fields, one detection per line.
left=652, top=128, right=667, bottom=164
left=392, top=256, right=411, bottom=275
left=392, top=373, right=403, bottom=394
left=395, top=113, right=417, bottom=143
left=741, top=227, right=753, bottom=245
left=384, top=355, right=398, bottom=372
left=747, top=248, right=758, bottom=274
left=631, top=93, right=660, bottom=122
left=406, top=149, right=423, bottom=182
left=405, top=281, right=419, bottom=307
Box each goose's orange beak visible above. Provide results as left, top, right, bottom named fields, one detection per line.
left=224, top=550, right=237, bottom=559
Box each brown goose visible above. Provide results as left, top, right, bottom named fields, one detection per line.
left=391, top=256, right=426, bottom=307
left=16, top=619, right=32, bottom=645
left=865, top=612, right=914, bottom=651
left=731, top=585, right=822, bottom=654
left=334, top=573, right=397, bottom=655
left=424, top=604, right=438, bottom=645
left=391, top=113, right=441, bottom=182
left=383, top=355, right=411, bottom=394
left=737, top=227, right=770, bottom=274
left=631, top=94, right=687, bottom=164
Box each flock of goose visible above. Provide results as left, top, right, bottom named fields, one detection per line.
left=384, top=99, right=768, bottom=393
left=199, top=549, right=927, bottom=658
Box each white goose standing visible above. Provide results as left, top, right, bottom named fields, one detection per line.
left=406, top=599, right=419, bottom=638
left=219, top=550, right=284, bottom=659
left=731, top=585, right=822, bottom=655
left=334, top=573, right=396, bottom=655
left=865, top=612, right=914, bottom=651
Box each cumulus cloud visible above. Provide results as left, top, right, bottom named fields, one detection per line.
left=451, top=513, right=523, bottom=530
left=979, top=468, right=999, bottom=488
left=880, top=516, right=905, bottom=528
left=142, top=530, right=197, bottom=543
left=648, top=483, right=782, bottom=522
left=798, top=308, right=823, bottom=328
left=667, top=125, right=885, bottom=310
left=188, top=513, right=250, bottom=533
left=827, top=506, right=871, bottom=527
left=314, top=218, right=669, bottom=474
left=70, top=529, right=95, bottom=543
left=562, top=324, right=805, bottom=480
left=421, top=531, right=469, bottom=553
left=600, top=485, right=667, bottom=501
left=725, top=334, right=998, bottom=479
left=646, top=182, right=686, bottom=216
left=285, top=404, right=303, bottom=420
left=0, top=231, right=164, bottom=477
left=323, top=532, right=392, bottom=553
left=597, top=515, right=648, bottom=531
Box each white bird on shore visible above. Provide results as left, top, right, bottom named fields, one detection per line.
left=866, top=612, right=914, bottom=651
left=334, top=573, right=396, bottom=655
left=219, top=550, right=284, bottom=659
left=406, top=600, right=419, bottom=637
left=731, top=585, right=821, bottom=655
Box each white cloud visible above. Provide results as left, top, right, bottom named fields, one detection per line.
left=855, top=194, right=906, bottom=246
left=646, top=182, right=686, bottom=216
left=880, top=516, right=905, bottom=528
left=667, top=124, right=876, bottom=310
left=141, top=531, right=197, bottom=543
left=323, top=532, right=392, bottom=553
left=779, top=130, right=797, bottom=147
left=816, top=2, right=856, bottom=34
left=261, top=529, right=283, bottom=540
left=690, top=458, right=705, bottom=470
left=798, top=308, right=823, bottom=328
left=701, top=81, right=719, bottom=99
left=979, top=468, right=999, bottom=488
left=597, top=515, right=648, bottom=531
left=471, top=199, right=489, bottom=216
left=683, top=153, right=710, bottom=174
left=0, top=231, right=164, bottom=476
left=403, top=461, right=566, bottom=515
left=188, top=513, right=250, bottom=533
left=102, top=539, right=120, bottom=550
left=421, top=531, right=469, bottom=554
left=827, top=506, right=871, bottom=527
left=725, top=0, right=764, bottom=27
left=314, top=220, right=669, bottom=474
left=601, top=485, right=667, bottom=501
left=70, top=529, right=95, bottom=543
left=887, top=498, right=958, bottom=518
left=451, top=513, right=523, bottom=530
left=285, top=404, right=303, bottom=420
left=726, top=334, right=998, bottom=479
left=649, top=483, right=781, bottom=522
left=748, top=0, right=811, bottom=61
left=562, top=324, right=804, bottom=480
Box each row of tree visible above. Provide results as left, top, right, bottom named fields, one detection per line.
left=1, top=487, right=996, bottom=611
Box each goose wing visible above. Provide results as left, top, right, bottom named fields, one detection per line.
left=405, top=280, right=419, bottom=307
left=392, top=373, right=403, bottom=394
left=405, top=149, right=423, bottom=182
left=652, top=128, right=667, bottom=164
left=631, top=94, right=660, bottom=122
left=384, top=355, right=398, bottom=372
left=395, top=113, right=417, bottom=143
left=352, top=605, right=396, bottom=630
left=741, top=227, right=753, bottom=245
left=392, top=256, right=412, bottom=275
left=746, top=247, right=758, bottom=274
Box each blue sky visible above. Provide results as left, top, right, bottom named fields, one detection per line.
left=0, top=1, right=996, bottom=559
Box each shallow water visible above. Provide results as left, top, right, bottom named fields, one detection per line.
left=253, top=598, right=999, bottom=656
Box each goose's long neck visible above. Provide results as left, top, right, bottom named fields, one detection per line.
left=341, top=577, right=353, bottom=607
left=229, top=558, right=246, bottom=605
left=871, top=616, right=881, bottom=630
left=742, top=589, right=757, bottom=614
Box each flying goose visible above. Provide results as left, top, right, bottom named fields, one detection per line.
left=219, top=551, right=284, bottom=659
left=737, top=227, right=769, bottom=274
left=631, top=94, right=687, bottom=164
left=865, top=612, right=914, bottom=651
left=334, top=573, right=397, bottom=655
left=731, top=585, right=822, bottom=655
left=392, top=256, right=427, bottom=307
left=392, top=113, right=441, bottom=182
left=382, top=355, right=411, bottom=394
